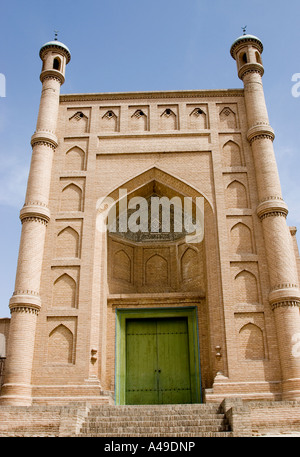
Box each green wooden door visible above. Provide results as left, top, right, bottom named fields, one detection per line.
left=126, top=317, right=191, bottom=405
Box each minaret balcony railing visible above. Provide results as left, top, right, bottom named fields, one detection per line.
left=247, top=123, right=275, bottom=144
left=238, top=62, right=264, bottom=79
left=39, top=69, right=65, bottom=85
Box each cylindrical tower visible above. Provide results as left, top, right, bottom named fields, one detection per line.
left=231, top=33, right=300, bottom=400
left=0, top=39, right=71, bottom=405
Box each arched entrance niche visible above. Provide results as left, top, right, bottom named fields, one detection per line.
left=93, top=167, right=225, bottom=403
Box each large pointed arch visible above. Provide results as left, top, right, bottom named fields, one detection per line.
left=96, top=167, right=214, bottom=236
left=92, top=166, right=223, bottom=398
left=102, top=166, right=214, bottom=210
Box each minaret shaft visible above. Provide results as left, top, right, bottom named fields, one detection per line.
left=231, top=34, right=300, bottom=400
left=0, top=41, right=70, bottom=405
left=243, top=72, right=269, bottom=125
left=36, top=77, right=61, bottom=133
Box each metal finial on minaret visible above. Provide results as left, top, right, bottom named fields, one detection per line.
left=54, top=30, right=59, bottom=41
left=242, top=25, right=247, bottom=35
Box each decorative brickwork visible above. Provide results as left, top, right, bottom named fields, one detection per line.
left=0, top=33, right=300, bottom=418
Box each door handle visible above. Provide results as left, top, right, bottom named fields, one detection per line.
left=155, top=369, right=161, bottom=373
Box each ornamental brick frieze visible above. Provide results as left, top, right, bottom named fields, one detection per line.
left=19, top=202, right=51, bottom=224
left=230, top=36, right=263, bottom=57
left=24, top=201, right=49, bottom=208
left=60, top=89, right=244, bottom=104
left=30, top=140, right=56, bottom=150
left=39, top=43, right=71, bottom=63
left=9, top=290, right=42, bottom=314
left=40, top=70, right=64, bottom=85
left=259, top=211, right=288, bottom=220
left=248, top=133, right=275, bottom=144
left=259, top=195, right=286, bottom=203
left=239, top=64, right=264, bottom=80
left=247, top=124, right=275, bottom=144
left=269, top=285, right=300, bottom=310
left=270, top=283, right=299, bottom=292
left=9, top=306, right=40, bottom=315
left=20, top=216, right=48, bottom=225
left=31, top=131, right=58, bottom=149
left=271, top=300, right=300, bottom=311
left=12, top=289, right=40, bottom=296
left=256, top=198, right=288, bottom=220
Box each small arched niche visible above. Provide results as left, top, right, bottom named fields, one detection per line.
left=68, top=112, right=89, bottom=134
left=188, top=108, right=207, bottom=129
left=239, top=323, right=265, bottom=360
left=65, top=146, right=85, bottom=171
left=181, top=247, right=199, bottom=282
left=159, top=108, right=177, bottom=131
left=60, top=183, right=83, bottom=212
left=222, top=140, right=242, bottom=167
left=48, top=324, right=74, bottom=364
left=255, top=51, right=262, bottom=64
left=145, top=254, right=168, bottom=287
left=225, top=180, right=248, bottom=209
left=219, top=107, right=237, bottom=129
left=101, top=110, right=119, bottom=132
left=113, top=250, right=132, bottom=283
left=230, top=222, right=253, bottom=254
left=56, top=226, right=80, bottom=258
left=53, top=273, right=77, bottom=308
left=234, top=270, right=259, bottom=304
left=53, top=57, right=61, bottom=71
left=239, top=52, right=248, bottom=66
left=131, top=109, right=148, bottom=131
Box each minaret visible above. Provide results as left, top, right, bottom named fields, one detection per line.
left=230, top=33, right=300, bottom=400
left=0, top=38, right=71, bottom=405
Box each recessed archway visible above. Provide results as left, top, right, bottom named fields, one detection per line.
left=93, top=166, right=225, bottom=402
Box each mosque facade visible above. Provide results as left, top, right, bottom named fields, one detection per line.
left=0, top=33, right=300, bottom=407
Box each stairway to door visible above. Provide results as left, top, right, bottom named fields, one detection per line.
left=78, top=404, right=233, bottom=437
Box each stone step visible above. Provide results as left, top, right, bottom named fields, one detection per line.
left=87, top=404, right=219, bottom=411
left=86, top=412, right=224, bottom=421
left=86, top=407, right=221, bottom=417
left=79, top=431, right=234, bottom=437
left=82, top=415, right=229, bottom=424
left=84, top=418, right=226, bottom=427
left=84, top=417, right=226, bottom=425
left=81, top=424, right=230, bottom=433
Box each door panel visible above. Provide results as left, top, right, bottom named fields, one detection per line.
left=125, top=317, right=191, bottom=405
left=157, top=318, right=191, bottom=404
left=126, top=319, right=158, bottom=404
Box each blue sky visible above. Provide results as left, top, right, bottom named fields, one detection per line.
left=0, top=0, right=299, bottom=317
